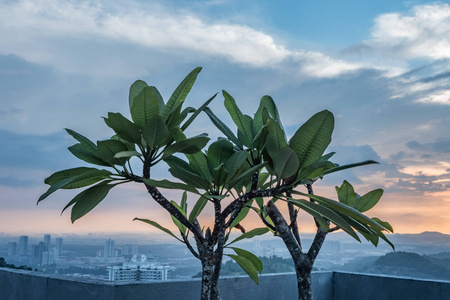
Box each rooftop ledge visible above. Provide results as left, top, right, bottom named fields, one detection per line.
left=1, top=268, right=450, bottom=300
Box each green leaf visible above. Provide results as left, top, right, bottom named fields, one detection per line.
left=207, top=139, right=235, bottom=171
left=204, top=107, right=244, bottom=149
left=296, top=160, right=335, bottom=183
left=61, top=169, right=112, bottom=190
left=223, top=90, right=253, bottom=147
left=71, top=182, right=114, bottom=223
left=253, top=95, right=282, bottom=134
left=189, top=195, right=209, bottom=222
left=133, top=218, right=183, bottom=243
left=164, top=155, right=198, bottom=174
left=142, top=178, right=199, bottom=194
left=324, top=160, right=379, bottom=175
left=170, top=201, right=187, bottom=235
left=227, top=162, right=266, bottom=190
left=169, top=167, right=211, bottom=190
left=272, top=147, right=299, bottom=179
left=289, top=110, right=334, bottom=169
left=181, top=93, right=218, bottom=131
left=252, top=125, right=268, bottom=151
left=179, top=106, right=196, bottom=125
left=212, top=163, right=228, bottom=187
left=130, top=86, right=161, bottom=129
left=181, top=191, right=188, bottom=213
left=286, top=199, right=330, bottom=232
left=353, top=189, right=383, bottom=213
left=65, top=129, right=97, bottom=152
left=45, top=167, right=103, bottom=185
left=114, top=150, right=142, bottom=159
left=226, top=254, right=259, bottom=283
left=372, top=217, right=394, bottom=233
left=226, top=227, right=269, bottom=246
left=142, top=115, right=170, bottom=148
left=289, top=199, right=361, bottom=240
left=229, top=247, right=263, bottom=274
left=162, top=67, right=202, bottom=119
left=68, top=144, right=111, bottom=167
left=336, top=180, right=358, bottom=207
left=97, top=140, right=129, bottom=165
left=163, top=134, right=210, bottom=159
left=265, top=118, right=287, bottom=158
left=186, top=152, right=214, bottom=183
left=229, top=201, right=252, bottom=229
left=105, top=112, right=142, bottom=144
left=224, top=150, right=249, bottom=175
left=295, top=191, right=386, bottom=232
left=204, top=107, right=243, bottom=148
left=128, top=80, right=148, bottom=109
left=38, top=177, right=75, bottom=203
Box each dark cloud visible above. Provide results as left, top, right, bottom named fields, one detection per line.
left=389, top=151, right=414, bottom=161
left=419, top=70, right=450, bottom=83
left=0, top=130, right=75, bottom=170
left=421, top=154, right=432, bottom=158
left=406, top=139, right=450, bottom=153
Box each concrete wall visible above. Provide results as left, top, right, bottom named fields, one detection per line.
left=0, top=268, right=332, bottom=300
left=2, top=268, right=450, bottom=300
left=334, top=272, right=450, bottom=300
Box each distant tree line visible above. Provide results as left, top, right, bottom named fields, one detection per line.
left=0, top=257, right=33, bottom=271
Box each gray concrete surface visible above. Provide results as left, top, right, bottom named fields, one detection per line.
left=2, top=268, right=449, bottom=300
left=0, top=268, right=332, bottom=300
left=334, top=272, right=450, bottom=300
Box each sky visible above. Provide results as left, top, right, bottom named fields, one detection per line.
left=0, top=0, right=450, bottom=237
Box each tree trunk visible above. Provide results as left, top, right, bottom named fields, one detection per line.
left=200, top=247, right=214, bottom=300
left=296, top=265, right=313, bottom=300
left=199, top=245, right=222, bottom=300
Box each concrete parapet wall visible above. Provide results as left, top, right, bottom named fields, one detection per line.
left=3, top=268, right=450, bottom=300
left=334, top=272, right=450, bottom=300
left=0, top=268, right=332, bottom=300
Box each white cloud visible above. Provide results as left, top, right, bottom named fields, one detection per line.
left=368, top=3, right=450, bottom=60
left=0, top=0, right=359, bottom=78
left=417, top=89, right=450, bottom=105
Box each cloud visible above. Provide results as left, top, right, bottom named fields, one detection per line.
left=406, top=139, right=450, bottom=153
left=369, top=3, right=450, bottom=60
left=0, top=0, right=359, bottom=78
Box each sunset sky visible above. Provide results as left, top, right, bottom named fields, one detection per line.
left=0, top=0, right=449, bottom=236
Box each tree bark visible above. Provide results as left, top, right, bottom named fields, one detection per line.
left=296, top=264, right=313, bottom=300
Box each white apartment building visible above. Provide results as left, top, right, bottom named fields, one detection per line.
left=107, top=254, right=172, bottom=282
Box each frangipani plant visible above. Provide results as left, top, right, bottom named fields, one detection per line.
left=39, top=68, right=393, bottom=300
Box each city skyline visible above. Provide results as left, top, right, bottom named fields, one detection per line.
left=0, top=0, right=450, bottom=235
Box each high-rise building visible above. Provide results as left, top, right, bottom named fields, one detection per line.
left=104, top=239, right=115, bottom=258
left=44, top=234, right=51, bottom=247
left=7, top=242, right=17, bottom=257
left=18, top=236, right=28, bottom=256
left=55, top=237, right=63, bottom=255
left=32, top=242, right=47, bottom=265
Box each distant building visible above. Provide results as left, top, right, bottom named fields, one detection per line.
left=18, top=236, right=28, bottom=256
left=107, top=254, right=172, bottom=282
left=42, top=248, right=58, bottom=265
left=122, top=245, right=139, bottom=256
left=7, top=242, right=17, bottom=257
left=55, top=237, right=63, bottom=256
left=104, top=239, right=115, bottom=258
left=44, top=234, right=51, bottom=247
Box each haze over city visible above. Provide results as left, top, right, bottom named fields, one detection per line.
left=1, top=0, right=450, bottom=235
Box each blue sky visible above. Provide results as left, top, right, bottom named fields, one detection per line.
left=1, top=0, right=450, bottom=235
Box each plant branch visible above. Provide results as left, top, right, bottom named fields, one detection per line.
left=266, top=200, right=302, bottom=258
left=287, top=191, right=302, bottom=251
left=305, top=183, right=328, bottom=262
